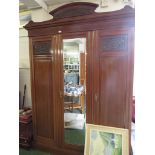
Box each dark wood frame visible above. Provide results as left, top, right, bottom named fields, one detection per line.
left=25, top=2, right=135, bottom=155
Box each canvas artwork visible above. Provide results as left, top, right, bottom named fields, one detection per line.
left=90, top=130, right=122, bottom=155
left=84, top=124, right=129, bottom=155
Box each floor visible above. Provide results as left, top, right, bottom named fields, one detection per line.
left=64, top=126, right=85, bottom=145
left=19, top=148, right=54, bottom=155
left=64, top=102, right=86, bottom=145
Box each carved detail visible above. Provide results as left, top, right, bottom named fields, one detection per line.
left=49, top=2, right=98, bottom=19
left=101, top=35, right=128, bottom=51
left=33, top=41, right=51, bottom=55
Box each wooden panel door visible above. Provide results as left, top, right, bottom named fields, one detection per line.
left=96, top=29, right=134, bottom=129
left=33, top=58, right=54, bottom=141
left=30, top=37, right=56, bottom=147
left=99, top=56, right=128, bottom=128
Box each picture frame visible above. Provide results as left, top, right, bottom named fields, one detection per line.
left=84, top=124, right=129, bottom=155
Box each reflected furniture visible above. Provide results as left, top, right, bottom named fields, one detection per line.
left=64, top=88, right=85, bottom=113
left=64, top=73, right=79, bottom=85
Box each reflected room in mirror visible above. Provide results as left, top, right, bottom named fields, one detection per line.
left=63, top=38, right=86, bottom=145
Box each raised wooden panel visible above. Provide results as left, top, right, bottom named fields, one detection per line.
left=99, top=56, right=127, bottom=128
left=33, top=58, right=54, bottom=139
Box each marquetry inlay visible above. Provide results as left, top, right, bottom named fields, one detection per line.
left=101, top=34, right=128, bottom=51
left=33, top=41, right=51, bottom=55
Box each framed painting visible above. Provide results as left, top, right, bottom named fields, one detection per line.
left=84, top=124, right=129, bottom=155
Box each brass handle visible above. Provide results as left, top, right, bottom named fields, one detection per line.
left=94, top=93, right=98, bottom=103
left=59, top=91, right=63, bottom=98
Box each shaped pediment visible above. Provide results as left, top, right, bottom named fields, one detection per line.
left=49, top=2, right=98, bottom=20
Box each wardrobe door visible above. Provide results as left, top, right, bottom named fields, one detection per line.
left=97, top=29, right=134, bottom=129
left=30, top=37, right=55, bottom=147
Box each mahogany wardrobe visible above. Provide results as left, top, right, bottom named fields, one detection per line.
left=25, top=2, right=135, bottom=155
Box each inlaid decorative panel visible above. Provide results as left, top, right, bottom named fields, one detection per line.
left=100, top=34, right=128, bottom=52
left=33, top=41, right=51, bottom=55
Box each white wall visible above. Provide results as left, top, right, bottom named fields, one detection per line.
left=19, top=28, right=30, bottom=107
left=19, top=29, right=29, bottom=68
left=31, top=8, right=52, bottom=22
left=19, top=69, right=31, bottom=107
left=19, top=0, right=134, bottom=107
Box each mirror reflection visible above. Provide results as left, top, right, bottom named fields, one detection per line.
left=63, top=38, right=86, bottom=145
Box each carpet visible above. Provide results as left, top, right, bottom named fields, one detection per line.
left=19, top=148, right=54, bottom=155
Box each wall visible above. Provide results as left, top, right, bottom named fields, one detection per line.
left=19, top=28, right=30, bottom=107
left=19, top=0, right=134, bottom=107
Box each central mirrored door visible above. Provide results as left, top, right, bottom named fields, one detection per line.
left=63, top=38, right=86, bottom=145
